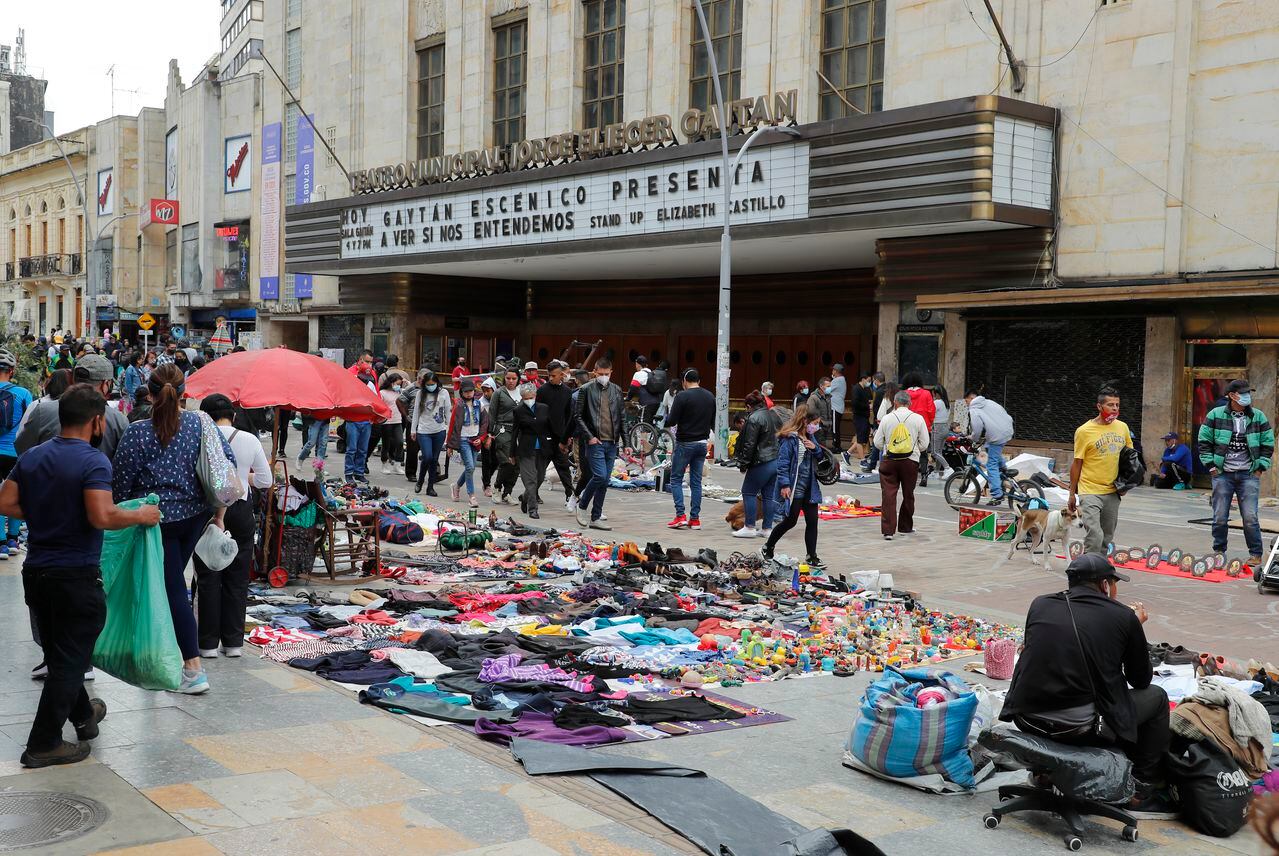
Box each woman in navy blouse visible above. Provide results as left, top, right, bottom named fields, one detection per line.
left=113, top=364, right=233, bottom=695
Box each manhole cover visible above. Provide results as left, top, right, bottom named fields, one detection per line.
left=0, top=792, right=108, bottom=851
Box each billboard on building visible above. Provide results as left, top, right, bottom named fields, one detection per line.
left=96, top=168, right=114, bottom=216
left=259, top=122, right=281, bottom=300
left=294, top=114, right=314, bottom=298
left=165, top=127, right=178, bottom=199
left=224, top=134, right=252, bottom=193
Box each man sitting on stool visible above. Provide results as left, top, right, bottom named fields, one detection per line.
left=1000, top=554, right=1176, bottom=819
left=1155, top=431, right=1193, bottom=490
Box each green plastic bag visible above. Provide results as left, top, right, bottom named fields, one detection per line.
left=92, top=495, right=183, bottom=690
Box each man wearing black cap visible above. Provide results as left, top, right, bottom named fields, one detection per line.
left=1001, top=554, right=1173, bottom=817
left=1197, top=379, right=1273, bottom=568
left=1154, top=431, right=1193, bottom=490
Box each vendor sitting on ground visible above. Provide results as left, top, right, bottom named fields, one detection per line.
left=1000, top=553, right=1175, bottom=818
left=1155, top=431, right=1193, bottom=490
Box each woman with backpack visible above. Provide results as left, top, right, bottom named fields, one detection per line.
left=873, top=391, right=930, bottom=540
left=760, top=404, right=827, bottom=568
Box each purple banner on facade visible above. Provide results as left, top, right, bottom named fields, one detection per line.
left=259, top=121, right=282, bottom=300
left=294, top=114, right=315, bottom=298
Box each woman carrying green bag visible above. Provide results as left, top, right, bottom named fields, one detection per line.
left=0, top=384, right=160, bottom=768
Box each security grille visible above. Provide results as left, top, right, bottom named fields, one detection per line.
left=965, top=317, right=1145, bottom=445
left=319, top=314, right=364, bottom=356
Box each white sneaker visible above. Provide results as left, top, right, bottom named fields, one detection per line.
left=469, top=495, right=479, bottom=508
left=382, top=462, right=392, bottom=474
left=759, top=527, right=773, bottom=539
left=733, top=527, right=758, bottom=538
left=575, top=505, right=590, bottom=529
left=451, top=485, right=461, bottom=501
left=174, top=669, right=210, bottom=695
left=598, top=512, right=608, bottom=521
left=199, top=648, right=220, bottom=658
left=221, top=647, right=243, bottom=658
left=84, top=669, right=95, bottom=681
left=394, top=463, right=404, bottom=474
left=565, top=497, right=576, bottom=513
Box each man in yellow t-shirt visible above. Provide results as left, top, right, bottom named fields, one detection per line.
left=1068, top=388, right=1133, bottom=554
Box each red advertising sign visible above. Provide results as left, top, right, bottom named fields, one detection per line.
left=139, top=198, right=180, bottom=230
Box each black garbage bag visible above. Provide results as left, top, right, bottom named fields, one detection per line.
left=1167, top=742, right=1253, bottom=837
left=979, top=727, right=1135, bottom=803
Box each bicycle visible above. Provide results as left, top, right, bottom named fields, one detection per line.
left=941, top=434, right=1045, bottom=510
left=623, top=401, right=674, bottom=468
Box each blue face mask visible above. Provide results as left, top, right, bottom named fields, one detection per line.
left=425, top=384, right=438, bottom=392
left=1238, top=392, right=1252, bottom=407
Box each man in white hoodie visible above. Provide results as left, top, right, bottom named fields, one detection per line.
left=965, top=390, right=1015, bottom=506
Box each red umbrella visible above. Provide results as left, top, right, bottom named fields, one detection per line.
left=183, top=347, right=392, bottom=422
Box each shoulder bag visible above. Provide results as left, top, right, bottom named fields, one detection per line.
left=194, top=411, right=244, bottom=509
left=1013, top=592, right=1113, bottom=742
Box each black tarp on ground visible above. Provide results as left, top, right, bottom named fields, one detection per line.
left=509, top=737, right=885, bottom=856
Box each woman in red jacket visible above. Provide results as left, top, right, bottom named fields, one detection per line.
left=901, top=373, right=936, bottom=486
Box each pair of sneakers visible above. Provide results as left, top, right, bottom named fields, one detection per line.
left=667, top=514, right=701, bottom=531
left=0, top=538, right=21, bottom=561
left=20, top=699, right=108, bottom=768
left=198, top=646, right=244, bottom=659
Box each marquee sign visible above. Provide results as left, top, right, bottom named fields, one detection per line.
left=340, top=143, right=808, bottom=260
left=347, top=90, right=800, bottom=195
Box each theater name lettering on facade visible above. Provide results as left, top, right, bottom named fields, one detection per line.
left=339, top=143, right=809, bottom=259
left=346, top=90, right=800, bottom=194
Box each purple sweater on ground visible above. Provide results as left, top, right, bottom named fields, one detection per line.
left=474, top=712, right=628, bottom=746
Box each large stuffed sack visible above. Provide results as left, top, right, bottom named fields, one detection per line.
left=92, top=495, right=183, bottom=690
left=377, top=509, right=425, bottom=545
left=1167, top=742, right=1253, bottom=838
left=847, top=666, right=979, bottom=789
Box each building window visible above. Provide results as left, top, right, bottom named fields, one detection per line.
left=689, top=0, right=742, bottom=113
left=165, top=228, right=177, bottom=288
left=416, top=43, right=445, bottom=159
left=583, top=0, right=625, bottom=129
left=283, top=272, right=296, bottom=300
left=492, top=19, right=527, bottom=148
left=818, top=0, right=886, bottom=119
left=284, top=26, right=302, bottom=161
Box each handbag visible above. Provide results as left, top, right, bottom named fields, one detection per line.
left=195, top=412, right=244, bottom=509
left=1013, top=592, right=1113, bottom=742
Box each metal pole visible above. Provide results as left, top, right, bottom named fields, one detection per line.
left=17, top=118, right=91, bottom=335
left=692, top=0, right=733, bottom=461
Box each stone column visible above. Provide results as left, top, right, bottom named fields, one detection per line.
left=1141, top=316, right=1178, bottom=459
left=1248, top=344, right=1279, bottom=497
left=942, top=311, right=966, bottom=400
left=876, top=301, right=897, bottom=380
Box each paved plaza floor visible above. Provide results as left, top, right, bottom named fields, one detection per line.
left=0, top=447, right=1270, bottom=854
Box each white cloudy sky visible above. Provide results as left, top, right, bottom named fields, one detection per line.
left=1, top=2, right=220, bottom=133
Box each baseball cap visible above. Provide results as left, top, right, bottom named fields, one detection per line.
left=1161, top=431, right=1178, bottom=440
left=1225, top=379, right=1254, bottom=395
left=74, top=354, right=115, bottom=382
left=1066, top=553, right=1129, bottom=584
left=523, top=361, right=538, bottom=371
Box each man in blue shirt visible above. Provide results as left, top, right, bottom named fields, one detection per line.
left=0, top=347, right=34, bottom=561
left=0, top=385, right=160, bottom=768
left=1155, top=431, right=1193, bottom=490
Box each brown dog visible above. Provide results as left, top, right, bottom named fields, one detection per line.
left=1006, top=506, right=1082, bottom=568
left=726, top=497, right=765, bottom=530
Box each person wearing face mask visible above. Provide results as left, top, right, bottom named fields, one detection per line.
left=479, top=377, right=499, bottom=497
left=377, top=374, right=405, bottom=474
left=1198, top=379, right=1274, bottom=569
left=1000, top=554, right=1175, bottom=819
left=1068, top=387, right=1133, bottom=554
left=488, top=369, right=522, bottom=503
left=0, top=385, right=161, bottom=768
left=761, top=405, right=827, bottom=567
left=513, top=383, right=552, bottom=518
left=573, top=358, right=625, bottom=530
left=0, top=349, right=34, bottom=562
left=445, top=379, right=488, bottom=507
left=410, top=369, right=452, bottom=495
left=536, top=361, right=575, bottom=507
left=18, top=355, right=127, bottom=461
left=792, top=381, right=810, bottom=415
left=806, top=376, right=834, bottom=449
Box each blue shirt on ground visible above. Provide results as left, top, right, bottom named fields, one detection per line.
left=0, top=382, right=34, bottom=458
left=11, top=436, right=112, bottom=569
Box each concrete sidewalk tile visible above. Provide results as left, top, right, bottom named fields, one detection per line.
left=193, top=769, right=343, bottom=826
left=298, top=756, right=439, bottom=808
left=383, top=746, right=529, bottom=792
left=505, top=779, right=612, bottom=830
left=204, top=816, right=355, bottom=856
left=761, top=782, right=937, bottom=837
left=245, top=666, right=325, bottom=693
left=184, top=729, right=324, bottom=774
left=405, top=789, right=527, bottom=845
left=98, top=839, right=225, bottom=856
left=95, top=738, right=236, bottom=789
left=312, top=801, right=479, bottom=854
left=275, top=713, right=446, bottom=756
left=443, top=840, right=561, bottom=856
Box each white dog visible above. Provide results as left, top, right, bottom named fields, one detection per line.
left=1007, top=506, right=1083, bottom=568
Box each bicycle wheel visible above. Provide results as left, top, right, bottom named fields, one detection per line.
left=1004, top=479, right=1046, bottom=510
left=628, top=421, right=661, bottom=460
left=651, top=431, right=674, bottom=467
left=944, top=470, right=983, bottom=508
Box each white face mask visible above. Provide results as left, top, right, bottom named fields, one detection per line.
left=596, top=375, right=610, bottom=387
left=524, top=399, right=536, bottom=409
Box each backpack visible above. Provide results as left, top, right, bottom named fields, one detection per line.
left=0, top=383, right=20, bottom=433
left=645, top=368, right=668, bottom=396
left=885, top=412, right=914, bottom=458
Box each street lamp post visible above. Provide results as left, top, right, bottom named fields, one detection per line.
left=691, top=1, right=801, bottom=459
left=16, top=117, right=94, bottom=335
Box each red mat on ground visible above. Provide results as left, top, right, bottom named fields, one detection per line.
left=1055, top=548, right=1250, bottom=584
left=818, top=503, right=881, bottom=520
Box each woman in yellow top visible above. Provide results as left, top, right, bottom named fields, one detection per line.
left=1067, top=387, right=1133, bottom=554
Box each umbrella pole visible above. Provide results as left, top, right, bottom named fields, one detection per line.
left=272, top=405, right=281, bottom=464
